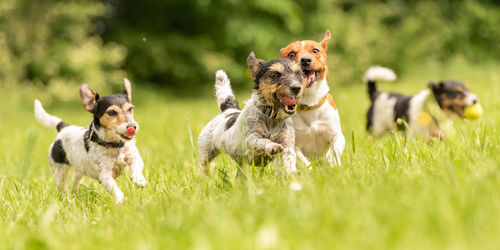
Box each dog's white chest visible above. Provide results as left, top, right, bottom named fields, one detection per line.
left=292, top=104, right=342, bottom=157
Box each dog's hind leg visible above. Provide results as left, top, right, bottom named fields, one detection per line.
left=326, top=133, right=345, bottom=167
left=49, top=160, right=70, bottom=194
left=72, top=171, right=84, bottom=194
left=199, top=147, right=219, bottom=175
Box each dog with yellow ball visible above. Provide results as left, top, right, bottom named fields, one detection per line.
left=363, top=66, right=482, bottom=139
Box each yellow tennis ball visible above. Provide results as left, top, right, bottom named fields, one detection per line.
left=464, top=103, right=483, bottom=120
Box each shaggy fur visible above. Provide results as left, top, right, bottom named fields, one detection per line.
left=198, top=52, right=306, bottom=176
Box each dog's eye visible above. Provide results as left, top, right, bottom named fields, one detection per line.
left=107, top=110, right=118, bottom=116
left=272, top=72, right=282, bottom=79
left=287, top=52, right=296, bottom=58
left=312, top=48, right=320, bottom=54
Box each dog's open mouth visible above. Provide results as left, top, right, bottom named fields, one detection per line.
left=279, top=96, right=299, bottom=114
left=120, top=134, right=134, bottom=140
left=120, top=127, right=136, bottom=140
left=303, top=69, right=321, bottom=87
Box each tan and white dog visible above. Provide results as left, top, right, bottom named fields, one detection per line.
left=280, top=30, right=345, bottom=167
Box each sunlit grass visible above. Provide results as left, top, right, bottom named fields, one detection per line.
left=0, top=60, right=499, bottom=249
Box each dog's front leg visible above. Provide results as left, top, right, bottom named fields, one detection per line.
left=98, top=170, right=125, bottom=204
left=247, top=133, right=283, bottom=157
left=122, top=144, right=146, bottom=187
left=280, top=146, right=297, bottom=176
left=296, top=148, right=312, bottom=169
left=326, top=132, right=345, bottom=167
left=280, top=128, right=297, bottom=176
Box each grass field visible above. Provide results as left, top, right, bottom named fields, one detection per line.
left=1, top=60, right=499, bottom=250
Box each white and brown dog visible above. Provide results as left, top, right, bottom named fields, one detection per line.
left=280, top=30, right=345, bottom=167
left=34, top=79, right=146, bottom=203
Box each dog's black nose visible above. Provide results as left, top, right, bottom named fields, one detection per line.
left=472, top=99, right=478, bottom=105
left=300, top=57, right=311, bottom=66
left=127, top=124, right=137, bottom=130
left=291, top=85, right=301, bottom=95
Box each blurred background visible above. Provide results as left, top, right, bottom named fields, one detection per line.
left=0, top=0, right=499, bottom=100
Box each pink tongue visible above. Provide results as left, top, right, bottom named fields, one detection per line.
left=126, top=127, right=136, bottom=136
left=305, top=73, right=314, bottom=87
left=280, top=97, right=298, bottom=106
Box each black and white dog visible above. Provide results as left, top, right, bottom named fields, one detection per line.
left=34, top=79, right=145, bottom=203
left=364, top=66, right=479, bottom=138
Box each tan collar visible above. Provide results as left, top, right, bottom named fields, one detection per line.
left=298, top=95, right=327, bottom=111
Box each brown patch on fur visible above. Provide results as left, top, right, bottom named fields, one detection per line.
left=268, top=63, right=284, bottom=73
left=99, top=105, right=126, bottom=129
left=258, top=78, right=291, bottom=106
left=327, top=94, right=343, bottom=132
left=280, top=30, right=331, bottom=82
left=258, top=79, right=279, bottom=106
left=440, top=94, right=466, bottom=117
left=326, top=94, right=337, bottom=110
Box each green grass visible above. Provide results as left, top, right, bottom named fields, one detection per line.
left=1, top=60, right=499, bottom=249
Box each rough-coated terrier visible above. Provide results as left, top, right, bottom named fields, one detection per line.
left=198, top=52, right=308, bottom=176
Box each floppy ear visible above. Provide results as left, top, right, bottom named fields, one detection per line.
left=247, top=51, right=265, bottom=81
left=80, top=83, right=99, bottom=113
left=123, top=78, right=132, bottom=101
left=320, top=30, right=331, bottom=50
left=279, top=47, right=290, bottom=59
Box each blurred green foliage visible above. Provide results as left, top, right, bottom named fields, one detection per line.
left=1, top=0, right=499, bottom=97
left=0, top=0, right=126, bottom=102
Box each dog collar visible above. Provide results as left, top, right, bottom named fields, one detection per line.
left=83, top=127, right=125, bottom=151
left=298, top=95, right=327, bottom=111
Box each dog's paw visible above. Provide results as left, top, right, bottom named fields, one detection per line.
left=114, top=191, right=125, bottom=204
left=131, top=172, right=147, bottom=187
left=265, top=143, right=283, bottom=156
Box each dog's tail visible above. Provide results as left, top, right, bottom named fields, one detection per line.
left=34, top=100, right=68, bottom=132
left=215, top=70, right=239, bottom=112
left=363, top=66, right=396, bottom=101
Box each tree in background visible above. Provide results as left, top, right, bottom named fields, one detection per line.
left=1, top=0, right=499, bottom=98
left=101, top=0, right=500, bottom=93
left=0, top=0, right=126, bottom=102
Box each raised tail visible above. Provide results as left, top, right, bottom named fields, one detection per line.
left=215, top=70, right=239, bottom=112
left=363, top=66, right=396, bottom=101
left=34, top=100, right=68, bottom=132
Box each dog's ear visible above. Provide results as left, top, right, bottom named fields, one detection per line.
left=428, top=81, right=444, bottom=93
left=279, top=47, right=287, bottom=58
left=428, top=81, right=436, bottom=90
left=123, top=78, right=132, bottom=102
left=320, top=30, right=331, bottom=50
left=247, top=52, right=265, bottom=81
left=80, top=83, right=99, bottom=113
